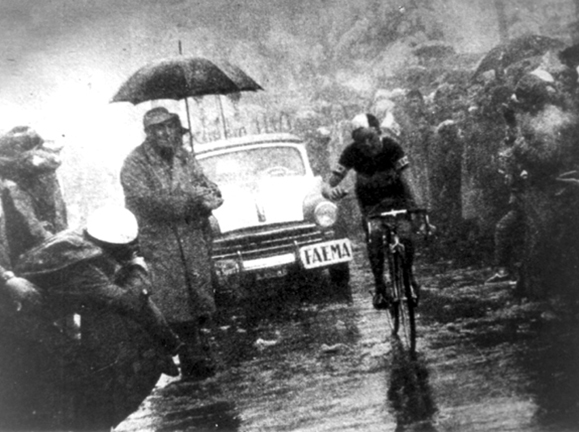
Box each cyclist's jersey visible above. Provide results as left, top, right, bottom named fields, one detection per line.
left=335, top=136, right=409, bottom=209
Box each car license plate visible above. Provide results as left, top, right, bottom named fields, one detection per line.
left=255, top=267, right=288, bottom=281
left=299, top=239, right=353, bottom=269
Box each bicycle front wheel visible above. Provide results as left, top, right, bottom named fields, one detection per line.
left=390, top=251, right=416, bottom=351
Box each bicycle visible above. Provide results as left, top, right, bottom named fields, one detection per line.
left=366, top=208, right=431, bottom=351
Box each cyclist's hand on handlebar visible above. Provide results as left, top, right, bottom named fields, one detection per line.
left=420, top=222, right=437, bottom=237
left=414, top=218, right=436, bottom=237
left=409, top=211, right=436, bottom=237
left=326, top=186, right=348, bottom=201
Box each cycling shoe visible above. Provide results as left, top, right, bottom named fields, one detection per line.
left=372, top=292, right=392, bottom=310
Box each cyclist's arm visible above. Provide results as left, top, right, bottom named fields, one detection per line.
left=322, top=167, right=349, bottom=199
left=322, top=161, right=350, bottom=200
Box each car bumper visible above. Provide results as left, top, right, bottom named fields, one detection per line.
left=213, top=238, right=353, bottom=284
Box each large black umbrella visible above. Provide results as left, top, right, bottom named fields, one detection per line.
left=111, top=57, right=263, bottom=104
left=472, top=34, right=565, bottom=80
left=111, top=56, right=263, bottom=139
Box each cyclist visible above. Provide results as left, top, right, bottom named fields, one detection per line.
left=322, top=113, right=425, bottom=309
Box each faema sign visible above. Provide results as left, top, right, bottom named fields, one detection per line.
left=299, top=239, right=353, bottom=269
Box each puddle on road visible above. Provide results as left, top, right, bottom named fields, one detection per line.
left=417, top=267, right=579, bottom=432
left=116, top=259, right=579, bottom=432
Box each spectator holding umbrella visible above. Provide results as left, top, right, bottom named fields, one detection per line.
left=120, top=107, right=223, bottom=380
left=113, top=57, right=260, bottom=380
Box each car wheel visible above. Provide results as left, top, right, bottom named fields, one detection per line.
left=328, top=263, right=351, bottom=301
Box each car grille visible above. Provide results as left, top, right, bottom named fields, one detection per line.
left=212, top=222, right=324, bottom=261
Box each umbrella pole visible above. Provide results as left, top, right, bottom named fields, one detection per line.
left=178, top=40, right=195, bottom=151
left=217, top=96, right=228, bottom=139
left=184, top=97, right=194, bottom=152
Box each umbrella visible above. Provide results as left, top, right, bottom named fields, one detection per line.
left=472, top=35, right=565, bottom=80
left=111, top=57, right=263, bottom=104
left=111, top=56, right=263, bottom=139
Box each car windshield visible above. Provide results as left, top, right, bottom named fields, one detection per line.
left=199, top=146, right=306, bottom=183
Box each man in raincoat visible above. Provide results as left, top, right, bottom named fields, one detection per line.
left=0, top=210, right=41, bottom=314
left=120, top=107, right=223, bottom=379
left=0, top=126, right=67, bottom=265
left=2, top=206, right=181, bottom=429
left=0, top=125, right=73, bottom=329
left=15, top=206, right=182, bottom=360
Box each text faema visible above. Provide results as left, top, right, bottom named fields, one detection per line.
left=299, top=239, right=353, bottom=269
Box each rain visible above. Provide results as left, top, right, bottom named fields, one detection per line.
left=1, top=1, right=579, bottom=431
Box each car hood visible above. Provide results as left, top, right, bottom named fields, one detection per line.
left=212, top=176, right=321, bottom=233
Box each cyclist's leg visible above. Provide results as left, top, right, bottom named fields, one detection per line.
left=364, top=218, right=391, bottom=309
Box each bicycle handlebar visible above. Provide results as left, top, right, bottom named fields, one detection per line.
left=366, top=208, right=434, bottom=238
left=366, top=208, right=428, bottom=220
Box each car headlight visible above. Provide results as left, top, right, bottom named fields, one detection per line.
left=314, top=201, right=338, bottom=228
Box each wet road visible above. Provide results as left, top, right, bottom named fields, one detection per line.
left=116, top=239, right=579, bottom=432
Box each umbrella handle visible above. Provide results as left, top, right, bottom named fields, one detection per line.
left=184, top=98, right=194, bottom=152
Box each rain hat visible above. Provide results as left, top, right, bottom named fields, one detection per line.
left=143, top=107, right=189, bottom=135
left=85, top=206, right=139, bottom=245
left=512, top=72, right=555, bottom=110
left=0, top=126, right=44, bottom=157
left=143, top=107, right=179, bottom=129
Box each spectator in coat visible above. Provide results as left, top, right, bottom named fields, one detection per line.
left=0, top=126, right=67, bottom=265
left=120, top=107, right=223, bottom=380
left=0, top=205, right=41, bottom=314
left=15, top=206, right=182, bottom=364
left=0, top=125, right=73, bottom=334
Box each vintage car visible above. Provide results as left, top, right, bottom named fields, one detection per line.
left=196, top=132, right=352, bottom=298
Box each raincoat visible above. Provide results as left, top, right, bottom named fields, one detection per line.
left=15, top=229, right=180, bottom=353
left=7, top=230, right=180, bottom=430
left=0, top=144, right=67, bottom=266
left=120, top=139, right=223, bottom=324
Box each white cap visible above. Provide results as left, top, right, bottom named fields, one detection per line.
left=351, top=113, right=370, bottom=130
left=86, top=206, right=139, bottom=245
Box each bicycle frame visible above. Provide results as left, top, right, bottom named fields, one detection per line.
left=366, top=208, right=428, bottom=351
